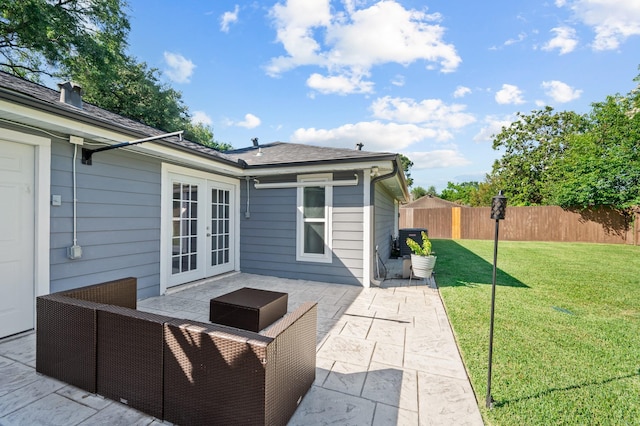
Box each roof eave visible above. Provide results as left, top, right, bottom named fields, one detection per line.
left=0, top=86, right=244, bottom=170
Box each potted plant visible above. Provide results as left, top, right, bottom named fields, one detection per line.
left=406, top=231, right=437, bottom=278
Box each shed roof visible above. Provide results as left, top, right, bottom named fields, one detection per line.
left=401, top=195, right=466, bottom=209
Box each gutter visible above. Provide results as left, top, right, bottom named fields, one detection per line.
left=371, top=155, right=399, bottom=186
left=368, top=155, right=411, bottom=287
left=234, top=154, right=398, bottom=171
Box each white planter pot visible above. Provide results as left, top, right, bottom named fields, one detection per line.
left=410, top=254, right=437, bottom=278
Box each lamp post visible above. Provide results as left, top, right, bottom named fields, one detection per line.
left=486, top=190, right=507, bottom=409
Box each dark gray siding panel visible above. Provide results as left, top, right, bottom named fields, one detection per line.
left=239, top=172, right=365, bottom=286
left=50, top=140, right=162, bottom=298
left=374, top=182, right=396, bottom=262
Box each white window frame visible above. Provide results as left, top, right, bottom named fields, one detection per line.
left=296, top=173, right=333, bottom=263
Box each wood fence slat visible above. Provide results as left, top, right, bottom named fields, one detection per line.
left=400, top=205, right=635, bottom=245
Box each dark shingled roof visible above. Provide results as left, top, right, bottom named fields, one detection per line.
left=226, top=142, right=396, bottom=167
left=0, top=71, right=401, bottom=170
left=0, top=72, right=238, bottom=164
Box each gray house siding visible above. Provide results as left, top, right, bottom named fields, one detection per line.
left=239, top=171, right=364, bottom=286
left=374, top=181, right=396, bottom=262
left=50, top=139, right=162, bottom=298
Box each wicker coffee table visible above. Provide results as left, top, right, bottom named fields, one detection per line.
left=209, top=287, right=288, bottom=332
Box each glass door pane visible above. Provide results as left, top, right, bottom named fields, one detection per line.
left=172, top=183, right=198, bottom=274
left=210, top=188, right=230, bottom=266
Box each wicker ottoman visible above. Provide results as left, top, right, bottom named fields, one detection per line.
left=209, top=287, right=288, bottom=332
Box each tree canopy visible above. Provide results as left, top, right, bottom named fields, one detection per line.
left=410, top=185, right=436, bottom=201
left=398, top=154, right=414, bottom=187
left=0, top=0, right=129, bottom=81
left=486, top=69, right=640, bottom=213
left=0, top=0, right=231, bottom=150
left=489, top=106, right=589, bottom=206
left=549, top=90, right=640, bottom=210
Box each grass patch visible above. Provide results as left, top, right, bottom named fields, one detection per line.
left=433, top=239, right=640, bottom=425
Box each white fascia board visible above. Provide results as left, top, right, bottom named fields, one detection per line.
left=131, top=143, right=241, bottom=175
left=239, top=160, right=395, bottom=177
left=0, top=100, right=133, bottom=143
left=0, top=100, right=242, bottom=175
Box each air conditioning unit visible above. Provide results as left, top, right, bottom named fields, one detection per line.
left=399, top=228, right=428, bottom=257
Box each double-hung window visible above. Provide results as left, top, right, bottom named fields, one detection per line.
left=297, top=174, right=332, bottom=263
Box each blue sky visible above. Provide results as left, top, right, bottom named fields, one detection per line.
left=124, top=0, right=640, bottom=191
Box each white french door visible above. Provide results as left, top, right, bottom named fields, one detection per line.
left=206, top=184, right=233, bottom=277
left=164, top=167, right=238, bottom=289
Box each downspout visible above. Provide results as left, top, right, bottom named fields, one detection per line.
left=369, top=159, right=399, bottom=287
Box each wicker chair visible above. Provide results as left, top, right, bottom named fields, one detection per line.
left=36, top=277, right=137, bottom=393
left=36, top=277, right=317, bottom=425
left=163, top=302, right=317, bottom=426
left=96, top=305, right=173, bottom=419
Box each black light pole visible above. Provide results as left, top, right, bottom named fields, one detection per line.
left=486, top=190, right=507, bottom=409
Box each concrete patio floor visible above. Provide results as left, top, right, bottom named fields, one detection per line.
left=0, top=267, right=483, bottom=425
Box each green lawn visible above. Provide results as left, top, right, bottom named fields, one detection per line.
left=432, top=239, right=640, bottom=425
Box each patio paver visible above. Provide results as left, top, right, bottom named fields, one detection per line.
left=0, top=270, right=483, bottom=425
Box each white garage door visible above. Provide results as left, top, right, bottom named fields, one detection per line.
left=0, top=139, right=35, bottom=338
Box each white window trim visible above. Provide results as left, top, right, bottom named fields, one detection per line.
left=296, top=173, right=333, bottom=263
left=0, top=128, right=50, bottom=299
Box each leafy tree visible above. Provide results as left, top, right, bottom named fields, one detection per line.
left=184, top=122, right=233, bottom=151
left=490, top=106, right=589, bottom=205
left=550, top=86, right=640, bottom=211
left=426, top=185, right=437, bottom=196
left=0, top=0, right=129, bottom=82
left=75, top=55, right=189, bottom=129
left=440, top=181, right=479, bottom=205
left=73, top=53, right=232, bottom=150
left=398, top=154, right=414, bottom=187
left=470, top=176, right=501, bottom=207
left=488, top=67, right=640, bottom=213
left=411, top=186, right=427, bottom=200
left=0, top=0, right=231, bottom=150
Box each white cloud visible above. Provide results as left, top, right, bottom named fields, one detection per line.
left=473, top=115, right=516, bottom=142
left=291, top=121, right=449, bottom=151
left=267, top=0, right=461, bottom=94
left=163, top=52, right=195, bottom=83
left=307, top=72, right=374, bottom=95
left=404, top=150, right=471, bottom=169
left=541, top=80, right=582, bottom=102
left=453, top=85, right=471, bottom=98
left=370, top=96, right=476, bottom=129
left=220, top=5, right=240, bottom=33
left=191, top=111, right=212, bottom=126
left=504, top=32, right=527, bottom=46
left=235, top=113, right=261, bottom=129
left=559, top=0, right=640, bottom=50
left=292, top=96, right=476, bottom=150
left=495, top=84, right=525, bottom=105
left=391, top=74, right=405, bottom=87
left=542, top=26, right=579, bottom=54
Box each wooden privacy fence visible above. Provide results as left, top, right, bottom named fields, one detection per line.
left=400, top=205, right=639, bottom=245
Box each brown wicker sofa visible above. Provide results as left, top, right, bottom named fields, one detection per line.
left=36, top=277, right=317, bottom=425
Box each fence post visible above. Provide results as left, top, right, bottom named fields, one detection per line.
left=452, top=207, right=461, bottom=239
